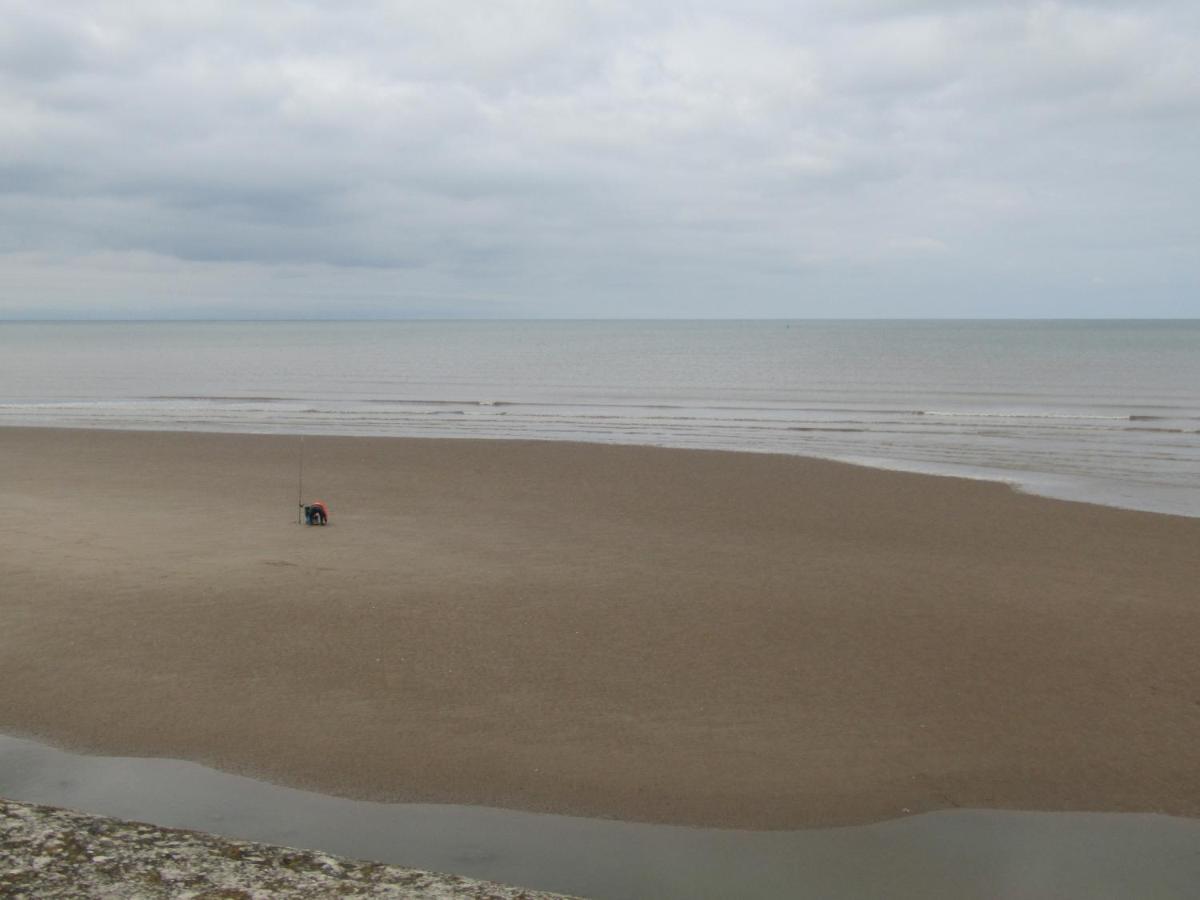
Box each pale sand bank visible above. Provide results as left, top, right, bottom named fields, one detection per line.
left=1, top=428, right=1198, bottom=829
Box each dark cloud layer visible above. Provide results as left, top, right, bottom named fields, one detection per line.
left=1, top=1, right=1197, bottom=317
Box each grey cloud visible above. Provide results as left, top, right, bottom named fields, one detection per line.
left=0, top=1, right=1196, bottom=317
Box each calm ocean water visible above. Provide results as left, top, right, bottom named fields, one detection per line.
left=1, top=320, right=1197, bottom=517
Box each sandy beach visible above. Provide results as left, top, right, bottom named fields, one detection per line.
left=1, top=427, right=1198, bottom=829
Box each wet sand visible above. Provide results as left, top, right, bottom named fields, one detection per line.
left=1, top=427, right=1198, bottom=829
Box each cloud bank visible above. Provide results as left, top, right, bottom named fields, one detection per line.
left=1, top=0, right=1197, bottom=317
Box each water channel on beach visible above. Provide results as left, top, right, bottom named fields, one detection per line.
left=2, top=733, right=1197, bottom=899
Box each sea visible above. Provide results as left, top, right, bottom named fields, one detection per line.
left=2, top=319, right=1198, bottom=517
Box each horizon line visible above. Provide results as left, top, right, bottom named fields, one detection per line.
left=2, top=316, right=1198, bottom=324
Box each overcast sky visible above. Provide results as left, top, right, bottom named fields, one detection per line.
left=1, top=1, right=1197, bottom=318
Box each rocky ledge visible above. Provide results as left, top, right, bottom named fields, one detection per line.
left=1, top=798, right=577, bottom=899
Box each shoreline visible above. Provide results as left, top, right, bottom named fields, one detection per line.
left=1, top=422, right=1196, bottom=521
left=2, top=427, right=1199, bottom=829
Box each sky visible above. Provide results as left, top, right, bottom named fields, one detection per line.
left=1, top=0, right=1197, bottom=319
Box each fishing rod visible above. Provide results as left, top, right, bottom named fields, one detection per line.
left=298, top=435, right=304, bottom=525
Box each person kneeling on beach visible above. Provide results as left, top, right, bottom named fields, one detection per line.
left=304, top=501, right=329, bottom=526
